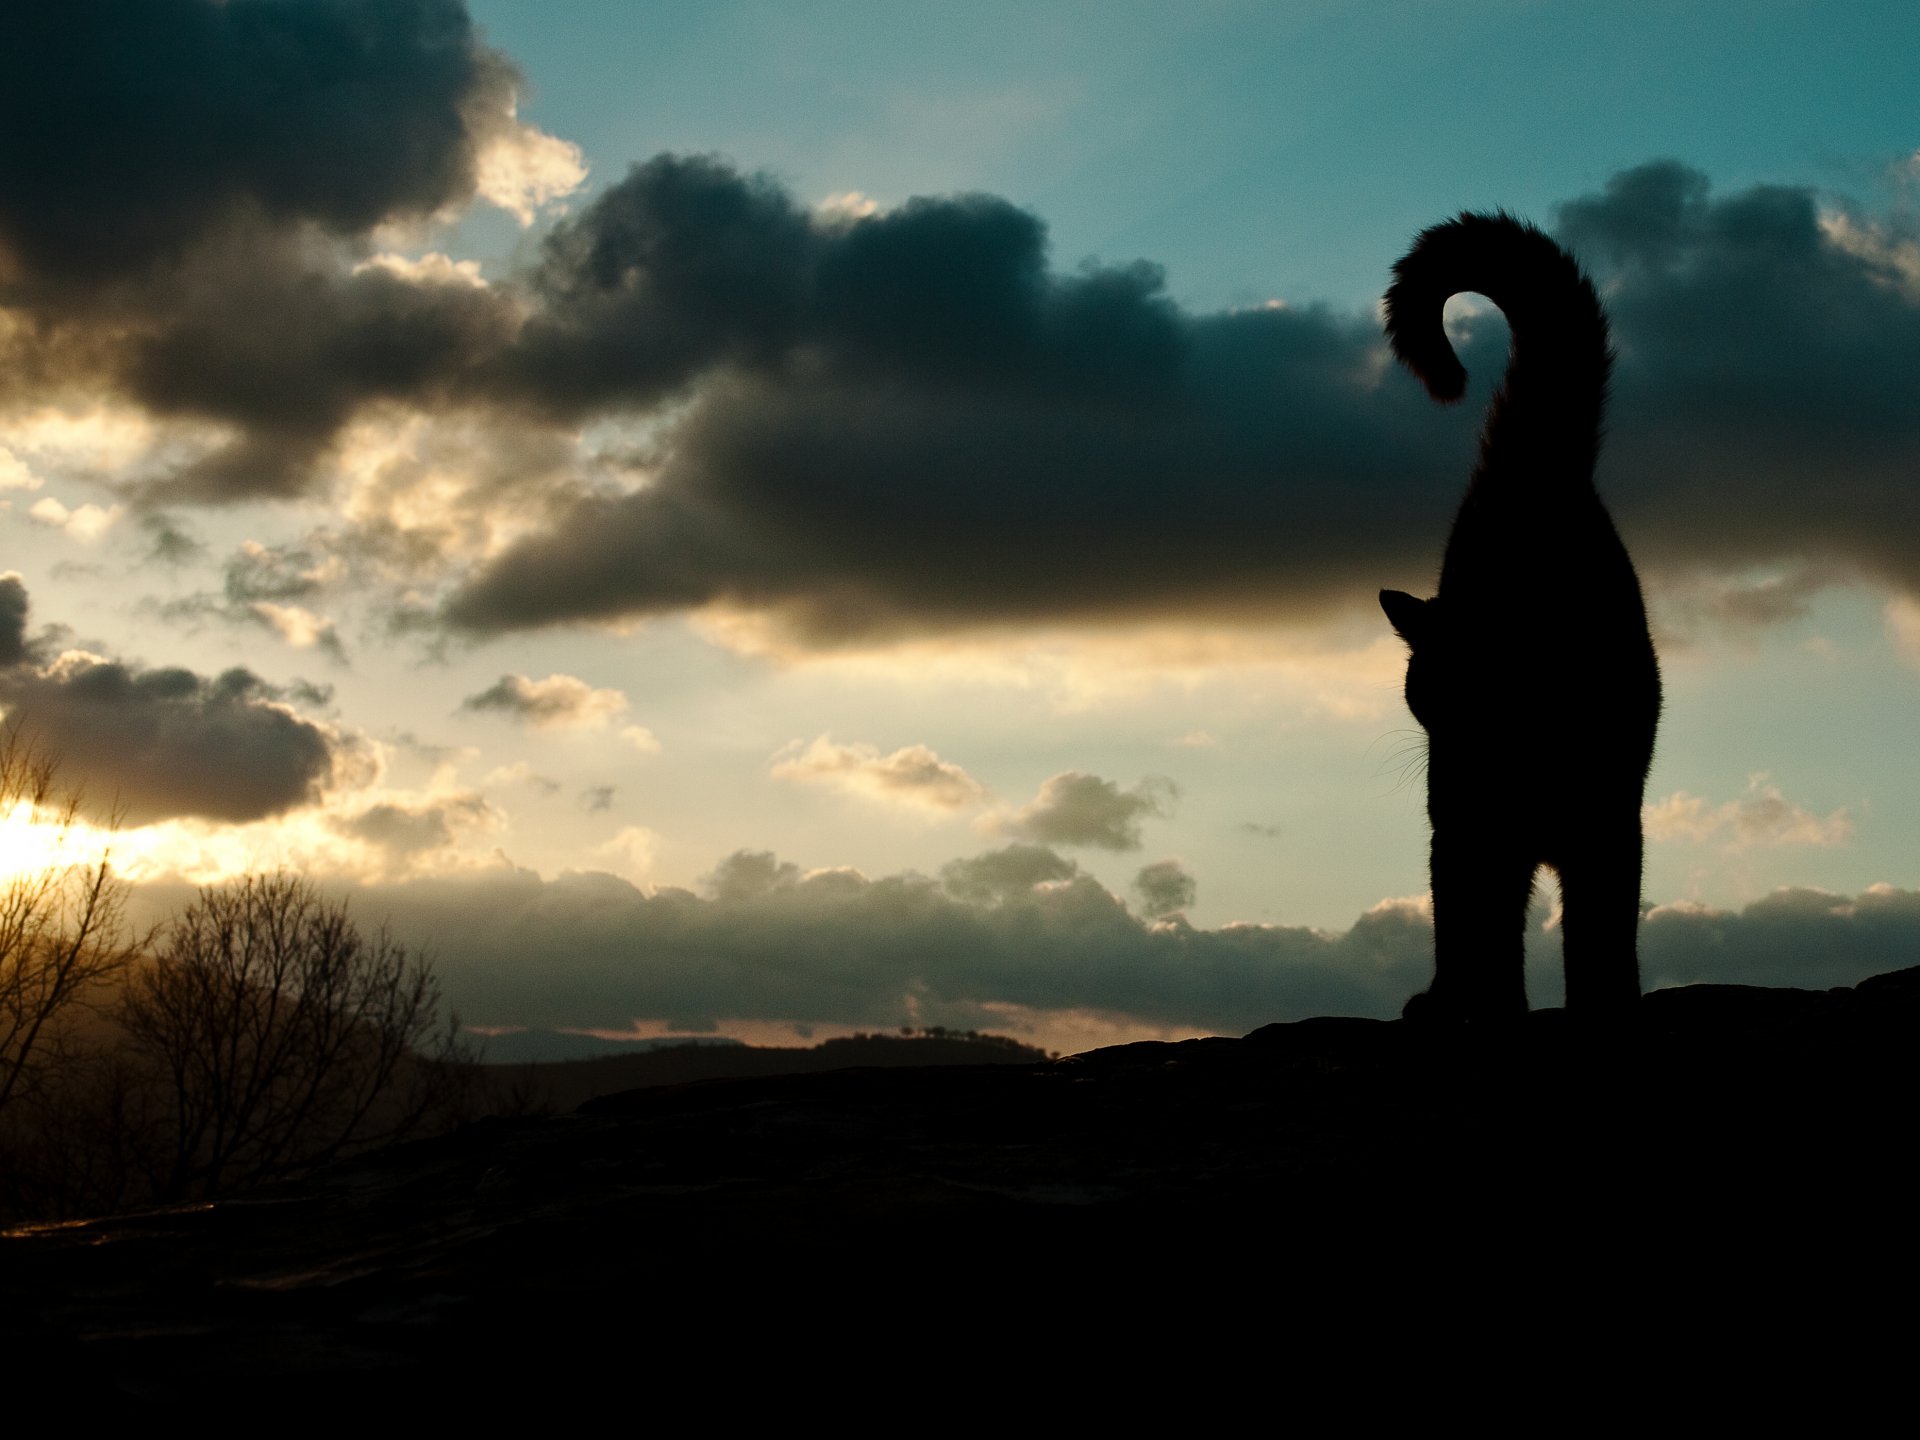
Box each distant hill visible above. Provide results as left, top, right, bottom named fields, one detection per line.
left=475, top=1028, right=1054, bottom=1114
left=467, top=1030, right=746, bottom=1066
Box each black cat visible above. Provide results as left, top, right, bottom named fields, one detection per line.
left=1380, top=212, right=1661, bottom=1022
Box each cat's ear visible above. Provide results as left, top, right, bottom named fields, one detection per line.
left=1380, top=589, right=1430, bottom=646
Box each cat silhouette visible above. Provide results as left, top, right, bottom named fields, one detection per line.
left=1379, top=212, right=1661, bottom=1023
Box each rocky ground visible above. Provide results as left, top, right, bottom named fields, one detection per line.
left=5, top=969, right=1916, bottom=1410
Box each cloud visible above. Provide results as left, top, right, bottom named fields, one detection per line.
left=0, top=0, right=543, bottom=500
left=27, top=497, right=121, bottom=543
left=140, top=512, right=205, bottom=565
left=1641, top=884, right=1920, bottom=991
left=4, top=28, right=1917, bottom=654
left=1886, top=595, right=1920, bottom=667
left=1644, top=774, right=1852, bottom=850
left=224, top=540, right=344, bottom=604
left=330, top=791, right=500, bottom=872
left=0, top=448, right=41, bottom=491
left=124, top=251, right=520, bottom=501
left=285, top=844, right=1431, bottom=1036
left=0, top=655, right=346, bottom=825
left=769, top=735, right=988, bottom=813
left=994, top=772, right=1176, bottom=851
left=441, top=157, right=1437, bottom=642
left=579, top=784, right=615, bottom=813
left=246, top=602, right=345, bottom=659
left=471, top=101, right=588, bottom=225
left=435, top=158, right=1920, bottom=649
left=0, top=576, right=351, bottom=824
left=150, top=539, right=348, bottom=656
left=482, top=761, right=559, bottom=795
left=459, top=672, right=635, bottom=731
left=1650, top=564, right=1842, bottom=646
left=1133, top=859, right=1197, bottom=920
left=0, top=0, right=516, bottom=285
left=595, top=825, right=659, bottom=881
left=1552, top=161, right=1920, bottom=594
left=0, top=574, right=29, bottom=669
left=112, top=850, right=1920, bottom=1038
left=939, top=843, right=1078, bottom=904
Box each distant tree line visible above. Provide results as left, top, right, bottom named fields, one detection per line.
left=832, top=1027, right=1057, bottom=1060
left=0, top=736, right=474, bottom=1223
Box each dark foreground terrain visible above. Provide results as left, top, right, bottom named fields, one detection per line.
left=6, top=969, right=1917, bottom=1407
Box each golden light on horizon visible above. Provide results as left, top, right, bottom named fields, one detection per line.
left=0, top=799, right=89, bottom=882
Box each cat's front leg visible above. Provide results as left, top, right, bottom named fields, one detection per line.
left=1411, top=833, right=1533, bottom=1023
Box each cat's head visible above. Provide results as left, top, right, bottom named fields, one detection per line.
left=1380, top=589, right=1447, bottom=734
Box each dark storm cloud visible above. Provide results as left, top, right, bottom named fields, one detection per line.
left=7, top=25, right=1918, bottom=635
left=129, top=255, right=514, bottom=501
left=499, top=154, right=818, bottom=413
left=0, top=0, right=504, bottom=286
left=444, top=157, right=1440, bottom=638
left=444, top=158, right=1920, bottom=645
left=0, top=579, right=345, bottom=824
left=1555, top=160, right=1920, bottom=593
left=297, top=846, right=1434, bottom=1035
left=0, top=0, right=528, bottom=500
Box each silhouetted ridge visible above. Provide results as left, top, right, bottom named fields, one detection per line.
left=1382, top=211, right=1611, bottom=461
left=7, top=968, right=1918, bottom=1401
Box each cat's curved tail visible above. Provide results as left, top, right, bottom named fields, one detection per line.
left=1382, top=211, right=1610, bottom=407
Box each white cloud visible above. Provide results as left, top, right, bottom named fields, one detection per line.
left=482, top=761, right=560, bottom=795
left=352, top=251, right=489, bottom=288
left=770, top=735, right=987, bottom=813
left=620, top=725, right=662, bottom=754
left=1644, top=774, right=1852, bottom=850
left=474, top=107, right=588, bottom=225
left=248, top=601, right=341, bottom=654
left=28, top=496, right=121, bottom=542
left=1818, top=209, right=1920, bottom=302
left=0, top=447, right=41, bottom=491
left=817, top=191, right=881, bottom=223
left=596, top=825, right=661, bottom=881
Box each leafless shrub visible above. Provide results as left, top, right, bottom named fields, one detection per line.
left=0, top=729, right=142, bottom=1120
left=115, top=872, right=474, bottom=1203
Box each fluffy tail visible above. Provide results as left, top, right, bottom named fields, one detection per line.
left=1382, top=211, right=1610, bottom=409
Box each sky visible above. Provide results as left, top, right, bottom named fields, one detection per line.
left=1, top=0, right=1917, bottom=1053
